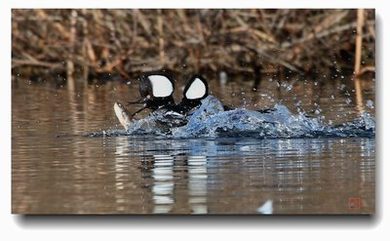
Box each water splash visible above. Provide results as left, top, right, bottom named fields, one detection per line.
left=91, top=96, right=375, bottom=139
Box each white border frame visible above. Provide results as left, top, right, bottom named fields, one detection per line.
left=1, top=1, right=388, bottom=240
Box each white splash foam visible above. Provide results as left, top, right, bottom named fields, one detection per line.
left=149, top=75, right=174, bottom=97
left=185, top=78, right=206, bottom=99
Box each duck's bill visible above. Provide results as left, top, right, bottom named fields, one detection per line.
left=114, top=102, right=132, bottom=131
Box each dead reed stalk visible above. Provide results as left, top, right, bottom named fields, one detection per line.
left=354, top=9, right=365, bottom=75
left=67, top=10, right=77, bottom=92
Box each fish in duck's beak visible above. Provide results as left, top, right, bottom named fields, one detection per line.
left=114, top=102, right=132, bottom=131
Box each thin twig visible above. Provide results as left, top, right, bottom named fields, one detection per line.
left=354, top=9, right=364, bottom=75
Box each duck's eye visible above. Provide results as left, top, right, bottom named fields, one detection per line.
left=184, top=77, right=208, bottom=100
left=148, top=75, right=174, bottom=98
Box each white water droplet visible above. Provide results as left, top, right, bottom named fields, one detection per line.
left=366, top=100, right=374, bottom=109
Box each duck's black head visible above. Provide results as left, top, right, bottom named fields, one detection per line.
left=174, top=74, right=209, bottom=114
left=138, top=71, right=176, bottom=110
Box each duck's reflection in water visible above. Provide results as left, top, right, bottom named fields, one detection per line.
left=187, top=155, right=208, bottom=214
left=113, top=137, right=374, bottom=214
left=114, top=137, right=209, bottom=214
left=151, top=154, right=208, bottom=214
left=152, top=154, right=174, bottom=214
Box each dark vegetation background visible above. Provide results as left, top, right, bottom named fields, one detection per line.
left=12, top=9, right=375, bottom=86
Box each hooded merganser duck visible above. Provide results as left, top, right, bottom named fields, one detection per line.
left=115, top=72, right=209, bottom=131
left=128, top=71, right=209, bottom=116
left=115, top=71, right=275, bottom=131
left=171, top=74, right=209, bottom=114
left=127, top=71, right=176, bottom=116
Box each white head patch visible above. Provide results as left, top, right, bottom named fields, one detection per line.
left=185, top=78, right=206, bottom=99
left=148, top=75, right=174, bottom=97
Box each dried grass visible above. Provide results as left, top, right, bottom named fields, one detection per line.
left=12, top=9, right=375, bottom=82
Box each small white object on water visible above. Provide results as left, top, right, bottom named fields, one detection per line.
left=257, top=200, right=273, bottom=215
left=149, top=75, right=174, bottom=97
